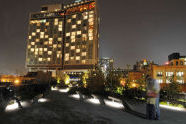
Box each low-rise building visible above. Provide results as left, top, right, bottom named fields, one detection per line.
left=152, top=53, right=186, bottom=92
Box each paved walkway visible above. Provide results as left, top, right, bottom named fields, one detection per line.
left=0, top=90, right=185, bottom=124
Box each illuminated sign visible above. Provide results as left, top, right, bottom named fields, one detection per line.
left=66, top=2, right=95, bottom=14
left=31, top=11, right=64, bottom=19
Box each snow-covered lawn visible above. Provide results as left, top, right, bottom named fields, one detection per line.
left=0, top=90, right=186, bottom=124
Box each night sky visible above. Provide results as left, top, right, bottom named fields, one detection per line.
left=0, top=0, right=186, bottom=74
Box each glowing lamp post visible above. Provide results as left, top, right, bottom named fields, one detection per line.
left=14, top=79, right=20, bottom=86
left=131, top=83, right=137, bottom=88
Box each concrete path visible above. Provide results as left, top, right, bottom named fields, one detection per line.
left=0, top=90, right=185, bottom=124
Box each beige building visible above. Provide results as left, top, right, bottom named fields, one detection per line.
left=152, top=54, right=186, bottom=92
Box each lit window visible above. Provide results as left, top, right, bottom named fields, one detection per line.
left=76, top=49, right=80, bottom=53
left=76, top=56, right=80, bottom=60
left=83, top=16, right=88, bottom=20
left=57, top=51, right=61, bottom=54
left=82, top=45, right=86, bottom=49
left=32, top=32, right=36, bottom=36
left=57, top=54, right=60, bottom=58
left=39, top=51, right=43, bottom=55
left=36, top=29, right=40, bottom=32
left=58, top=27, right=62, bottom=31
left=71, top=38, right=75, bottom=42
left=54, top=18, right=58, bottom=25
left=67, top=19, right=71, bottom=23
left=41, top=19, right=46, bottom=23
left=58, top=44, right=62, bottom=48
left=36, top=39, right=39, bottom=42
left=82, top=34, right=87, bottom=41
left=166, top=72, right=174, bottom=77
left=71, top=35, right=75, bottom=39
left=66, top=33, right=70, bottom=37
left=72, top=25, right=76, bottom=29
left=89, top=14, right=94, bottom=18
left=39, top=48, right=43, bottom=52
left=39, top=58, right=43, bottom=62
left=35, top=51, right=38, bottom=55
left=89, top=36, right=93, bottom=40
left=157, top=72, right=163, bottom=76
left=83, top=12, right=88, bottom=16
left=27, top=45, right=31, bottom=49
left=71, top=46, right=75, bottom=50
left=89, top=11, right=94, bottom=14
left=89, top=22, right=94, bottom=26
left=157, top=79, right=163, bottom=84
left=37, top=23, right=40, bottom=26
left=89, top=29, right=93, bottom=33
left=53, top=44, right=57, bottom=48
left=82, top=60, right=86, bottom=64
left=177, top=80, right=184, bottom=84
left=49, top=41, right=53, bottom=45
left=72, top=14, right=77, bottom=18
left=176, top=72, right=184, bottom=77
left=46, top=22, right=49, bottom=26
left=66, top=43, right=70, bottom=47
left=70, top=57, right=74, bottom=60
left=82, top=52, right=87, bottom=56
left=47, top=58, right=51, bottom=61
left=49, top=38, right=53, bottom=41
left=65, top=53, right=69, bottom=61
left=166, top=79, right=171, bottom=83
left=40, top=34, right=44, bottom=38
left=31, top=42, right=35, bottom=45
left=77, top=31, right=81, bottom=35
left=58, top=37, right=62, bottom=41
left=59, top=21, right=63, bottom=25
left=35, top=48, right=39, bottom=52
left=44, top=41, right=48, bottom=45
left=44, top=48, right=47, bottom=51
left=29, top=36, right=32, bottom=39
left=88, top=18, right=94, bottom=22
left=31, top=48, right=34, bottom=52
left=77, top=20, right=81, bottom=25
left=89, top=32, right=93, bottom=37
left=48, top=51, right=52, bottom=55
left=45, top=35, right=49, bottom=38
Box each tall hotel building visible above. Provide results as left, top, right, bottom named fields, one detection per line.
left=26, top=0, right=99, bottom=74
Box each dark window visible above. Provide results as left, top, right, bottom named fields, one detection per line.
left=42, top=7, right=48, bottom=11
left=176, top=61, right=178, bottom=66
left=171, top=62, right=173, bottom=66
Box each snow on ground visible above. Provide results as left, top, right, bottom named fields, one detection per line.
left=0, top=90, right=186, bottom=124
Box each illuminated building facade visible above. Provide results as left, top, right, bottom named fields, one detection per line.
left=63, top=0, right=99, bottom=70
left=152, top=53, right=186, bottom=92
left=26, top=0, right=99, bottom=73
left=26, top=4, right=64, bottom=71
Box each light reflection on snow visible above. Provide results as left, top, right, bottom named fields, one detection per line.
left=5, top=101, right=30, bottom=112
left=160, top=105, right=186, bottom=112
left=38, top=98, right=49, bottom=103
left=70, top=94, right=80, bottom=99
left=59, top=88, right=70, bottom=93
left=104, top=100, right=124, bottom=109
left=86, top=98, right=100, bottom=105
left=5, top=102, right=19, bottom=112
left=51, top=87, right=59, bottom=91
